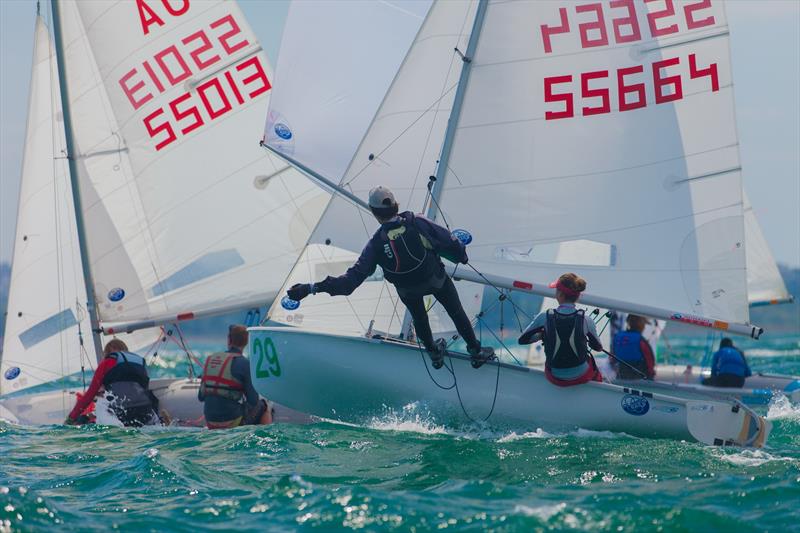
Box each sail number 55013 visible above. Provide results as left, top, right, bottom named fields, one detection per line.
left=544, top=53, right=718, bottom=120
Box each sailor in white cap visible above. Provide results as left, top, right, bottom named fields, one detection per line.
left=287, top=186, right=494, bottom=368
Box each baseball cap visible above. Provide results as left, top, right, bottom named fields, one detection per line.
left=368, top=186, right=397, bottom=209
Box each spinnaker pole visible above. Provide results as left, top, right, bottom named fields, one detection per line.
left=50, top=0, right=103, bottom=362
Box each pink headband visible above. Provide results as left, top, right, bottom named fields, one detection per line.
left=549, top=279, right=581, bottom=297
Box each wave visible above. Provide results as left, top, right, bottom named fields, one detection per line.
left=711, top=448, right=797, bottom=467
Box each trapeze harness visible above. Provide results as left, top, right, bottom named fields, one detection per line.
left=612, top=331, right=649, bottom=379
left=375, top=214, right=443, bottom=293
left=102, top=351, right=158, bottom=423
left=543, top=309, right=602, bottom=386
left=200, top=352, right=245, bottom=403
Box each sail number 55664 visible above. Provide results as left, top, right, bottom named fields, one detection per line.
left=544, top=53, right=718, bottom=120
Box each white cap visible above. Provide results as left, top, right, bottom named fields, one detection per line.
left=368, top=186, right=397, bottom=209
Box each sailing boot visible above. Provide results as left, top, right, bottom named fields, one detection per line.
left=468, top=344, right=496, bottom=369
left=428, top=338, right=447, bottom=369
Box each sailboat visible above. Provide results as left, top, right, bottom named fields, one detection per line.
left=249, top=0, right=773, bottom=446
left=609, top=192, right=797, bottom=405
left=0, top=0, right=327, bottom=425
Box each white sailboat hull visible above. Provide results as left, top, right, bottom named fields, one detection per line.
left=612, top=364, right=800, bottom=406
left=249, top=327, right=770, bottom=447
left=0, top=378, right=311, bottom=427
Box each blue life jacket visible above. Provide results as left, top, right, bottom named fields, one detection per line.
left=713, top=347, right=749, bottom=377
left=613, top=331, right=644, bottom=363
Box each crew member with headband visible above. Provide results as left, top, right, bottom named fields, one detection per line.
left=518, top=272, right=604, bottom=386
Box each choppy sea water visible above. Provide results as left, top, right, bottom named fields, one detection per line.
left=2, top=335, right=799, bottom=531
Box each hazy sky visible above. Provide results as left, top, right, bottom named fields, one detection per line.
left=1, top=0, right=798, bottom=267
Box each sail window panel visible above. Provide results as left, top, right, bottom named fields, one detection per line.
left=495, top=240, right=616, bottom=267
left=18, top=309, right=79, bottom=350
left=150, top=249, right=245, bottom=297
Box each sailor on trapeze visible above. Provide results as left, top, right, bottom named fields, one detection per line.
left=287, top=186, right=495, bottom=369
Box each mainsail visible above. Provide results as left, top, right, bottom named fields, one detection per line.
left=265, top=0, right=767, bottom=338
left=1, top=15, right=92, bottom=395
left=439, top=0, right=749, bottom=325
left=55, top=0, right=327, bottom=331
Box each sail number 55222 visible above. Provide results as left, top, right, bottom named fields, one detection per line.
left=544, top=53, right=718, bottom=120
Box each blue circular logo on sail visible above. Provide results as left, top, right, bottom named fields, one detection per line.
left=621, top=394, right=649, bottom=416
left=274, top=123, right=292, bottom=140
left=281, top=296, right=300, bottom=311
left=4, top=367, right=20, bottom=380
left=108, top=287, right=125, bottom=302
left=452, top=229, right=472, bottom=246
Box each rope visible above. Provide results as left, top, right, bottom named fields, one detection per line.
left=416, top=339, right=501, bottom=423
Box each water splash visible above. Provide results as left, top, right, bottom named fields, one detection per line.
left=92, top=395, right=124, bottom=427
left=766, top=395, right=800, bottom=421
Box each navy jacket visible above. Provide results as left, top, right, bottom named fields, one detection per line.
left=317, top=211, right=467, bottom=296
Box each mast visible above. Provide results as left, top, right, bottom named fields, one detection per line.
left=426, top=0, right=488, bottom=221
left=50, top=0, right=104, bottom=362
left=402, top=0, right=489, bottom=338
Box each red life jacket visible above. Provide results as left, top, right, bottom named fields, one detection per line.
left=200, top=352, right=245, bottom=402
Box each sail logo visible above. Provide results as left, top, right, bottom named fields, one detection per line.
left=621, top=394, right=649, bottom=416
left=670, top=313, right=714, bottom=328
left=451, top=229, right=473, bottom=246
left=108, top=288, right=126, bottom=302
left=4, top=367, right=21, bottom=380
left=281, top=296, right=300, bottom=311
left=274, top=123, right=292, bottom=140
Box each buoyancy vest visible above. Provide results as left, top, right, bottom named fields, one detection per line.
left=374, top=214, right=443, bottom=290
left=102, top=352, right=154, bottom=409
left=613, top=331, right=645, bottom=362
left=543, top=309, right=590, bottom=370
left=714, top=347, right=748, bottom=377
left=200, top=352, right=245, bottom=402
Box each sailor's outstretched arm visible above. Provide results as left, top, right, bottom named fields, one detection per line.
left=314, top=242, right=378, bottom=296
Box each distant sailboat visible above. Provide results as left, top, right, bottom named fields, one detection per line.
left=250, top=0, right=771, bottom=446
left=1, top=0, right=327, bottom=425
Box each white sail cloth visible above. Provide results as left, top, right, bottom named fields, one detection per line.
left=743, top=193, right=790, bottom=305
left=264, top=0, right=433, bottom=182
left=438, top=0, right=749, bottom=325
left=56, top=0, right=327, bottom=329
left=1, top=17, right=93, bottom=395
left=264, top=0, right=483, bottom=337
